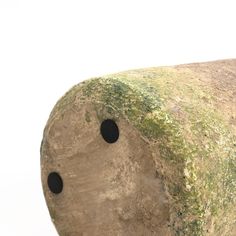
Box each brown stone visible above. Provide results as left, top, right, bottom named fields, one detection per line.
left=41, top=59, right=236, bottom=236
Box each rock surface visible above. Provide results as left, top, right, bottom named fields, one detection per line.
left=41, top=59, right=236, bottom=236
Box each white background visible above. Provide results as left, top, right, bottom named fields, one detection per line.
left=0, top=0, right=235, bottom=235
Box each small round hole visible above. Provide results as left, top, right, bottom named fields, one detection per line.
left=100, top=119, right=119, bottom=143
left=47, top=172, right=63, bottom=194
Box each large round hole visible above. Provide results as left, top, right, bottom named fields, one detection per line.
left=100, top=119, right=119, bottom=143
left=47, top=172, right=63, bottom=194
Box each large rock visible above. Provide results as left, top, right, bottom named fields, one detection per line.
left=41, top=59, right=236, bottom=236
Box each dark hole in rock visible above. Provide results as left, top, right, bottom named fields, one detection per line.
left=47, top=172, right=63, bottom=194
left=100, top=119, right=119, bottom=143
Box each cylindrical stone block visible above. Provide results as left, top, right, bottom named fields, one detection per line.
left=41, top=59, right=236, bottom=236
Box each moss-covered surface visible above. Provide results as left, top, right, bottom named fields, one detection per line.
left=46, top=60, right=236, bottom=236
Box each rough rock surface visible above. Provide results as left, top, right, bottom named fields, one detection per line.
left=41, top=59, right=236, bottom=236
